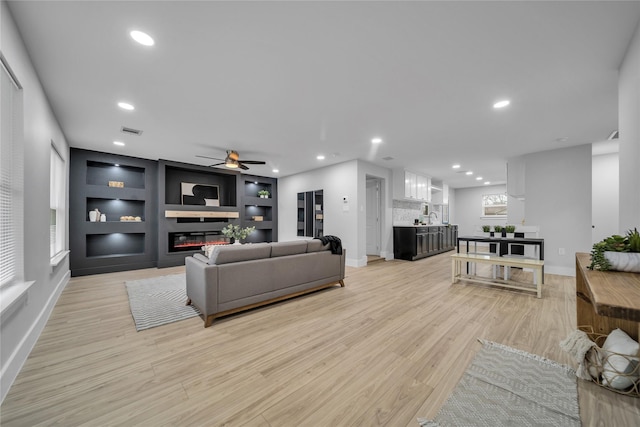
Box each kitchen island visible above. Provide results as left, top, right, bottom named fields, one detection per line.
left=393, top=225, right=458, bottom=261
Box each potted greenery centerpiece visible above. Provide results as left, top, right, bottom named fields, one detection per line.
left=505, top=224, right=516, bottom=239
left=589, top=228, right=640, bottom=272
left=481, top=225, right=491, bottom=237
left=493, top=225, right=503, bottom=237
left=258, top=189, right=270, bottom=198
left=222, top=224, right=256, bottom=244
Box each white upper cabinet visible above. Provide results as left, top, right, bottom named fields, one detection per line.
left=394, top=169, right=431, bottom=201
left=507, top=156, right=525, bottom=200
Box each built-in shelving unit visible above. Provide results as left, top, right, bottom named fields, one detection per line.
left=69, top=148, right=158, bottom=276
left=157, top=159, right=241, bottom=268
left=240, top=174, right=278, bottom=243
left=297, top=189, right=323, bottom=237
left=70, top=151, right=279, bottom=273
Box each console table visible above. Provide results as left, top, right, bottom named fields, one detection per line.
left=575, top=252, right=640, bottom=341
left=457, top=235, right=545, bottom=283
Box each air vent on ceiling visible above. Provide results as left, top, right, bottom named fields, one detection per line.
left=121, top=126, right=143, bottom=136
left=608, top=130, right=619, bottom=140
left=382, top=156, right=394, bottom=161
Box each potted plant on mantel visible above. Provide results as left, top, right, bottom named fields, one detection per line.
left=221, top=224, right=256, bottom=244
left=505, top=225, right=516, bottom=239
left=493, top=225, right=503, bottom=237
left=258, top=189, right=270, bottom=198
left=589, top=228, right=640, bottom=272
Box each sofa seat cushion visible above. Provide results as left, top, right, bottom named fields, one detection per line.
left=208, top=243, right=271, bottom=265
left=271, top=241, right=308, bottom=257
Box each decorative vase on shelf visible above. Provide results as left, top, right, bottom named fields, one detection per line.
left=100, top=214, right=106, bottom=222
left=89, top=209, right=98, bottom=222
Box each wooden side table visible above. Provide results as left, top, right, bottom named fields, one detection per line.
left=576, top=252, right=640, bottom=341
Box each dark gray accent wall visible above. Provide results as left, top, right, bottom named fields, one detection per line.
left=69, top=148, right=158, bottom=276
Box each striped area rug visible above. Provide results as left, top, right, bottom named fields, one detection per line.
left=419, top=340, right=580, bottom=427
left=125, top=274, right=200, bottom=331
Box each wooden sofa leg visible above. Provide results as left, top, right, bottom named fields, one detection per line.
left=204, top=315, right=215, bottom=328
left=185, top=298, right=192, bottom=306
left=339, top=279, right=345, bottom=287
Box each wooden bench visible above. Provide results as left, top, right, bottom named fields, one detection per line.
left=451, top=253, right=544, bottom=298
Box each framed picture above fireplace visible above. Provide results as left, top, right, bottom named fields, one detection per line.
left=181, top=182, right=220, bottom=206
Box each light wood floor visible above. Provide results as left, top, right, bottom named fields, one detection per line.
left=2, top=252, right=640, bottom=426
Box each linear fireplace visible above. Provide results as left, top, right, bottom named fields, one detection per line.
left=168, top=231, right=230, bottom=252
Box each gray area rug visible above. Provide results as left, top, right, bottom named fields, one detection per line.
left=125, top=274, right=200, bottom=331
left=419, top=340, right=580, bottom=427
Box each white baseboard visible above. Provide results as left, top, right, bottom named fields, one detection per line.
left=545, top=265, right=575, bottom=277
left=0, top=270, right=70, bottom=404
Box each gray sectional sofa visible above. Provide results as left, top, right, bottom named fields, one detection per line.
left=185, top=239, right=346, bottom=327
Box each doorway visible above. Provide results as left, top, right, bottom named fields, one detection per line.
left=366, top=177, right=382, bottom=258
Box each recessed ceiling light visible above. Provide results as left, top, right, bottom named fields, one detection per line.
left=452, top=164, right=461, bottom=169
left=113, top=141, right=125, bottom=146
left=476, top=176, right=483, bottom=180
left=130, top=30, right=154, bottom=46
left=493, top=100, right=510, bottom=109
left=114, top=164, right=120, bottom=167
left=465, top=171, right=473, bottom=175
left=272, top=169, right=279, bottom=173
left=317, top=155, right=325, bottom=160
left=371, top=137, right=383, bottom=144
left=556, top=137, right=569, bottom=142
left=484, top=181, right=491, bottom=185
left=117, top=102, right=134, bottom=111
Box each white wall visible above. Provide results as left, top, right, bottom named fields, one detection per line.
left=524, top=144, right=592, bottom=276
left=451, top=184, right=507, bottom=237
left=619, top=21, right=640, bottom=231
left=592, top=153, right=619, bottom=243
left=277, top=159, right=394, bottom=267
left=1, top=1, right=70, bottom=403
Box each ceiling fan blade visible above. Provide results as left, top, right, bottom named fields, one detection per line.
left=196, top=154, right=225, bottom=161
left=238, top=160, right=266, bottom=165
left=208, top=162, right=225, bottom=167
left=238, top=163, right=250, bottom=170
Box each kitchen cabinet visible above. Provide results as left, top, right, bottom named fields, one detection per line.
left=507, top=155, right=525, bottom=200
left=393, top=225, right=457, bottom=261
left=394, top=169, right=431, bottom=201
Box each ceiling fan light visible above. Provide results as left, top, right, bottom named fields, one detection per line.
left=225, top=159, right=239, bottom=168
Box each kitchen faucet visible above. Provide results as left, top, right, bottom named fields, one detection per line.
left=428, top=211, right=438, bottom=224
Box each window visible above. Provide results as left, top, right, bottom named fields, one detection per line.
left=1, top=55, right=24, bottom=288
left=50, top=143, right=66, bottom=258
left=482, top=193, right=507, bottom=217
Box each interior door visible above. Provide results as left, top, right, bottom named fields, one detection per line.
left=366, top=178, right=381, bottom=255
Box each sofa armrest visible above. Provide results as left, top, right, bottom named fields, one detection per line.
left=185, top=256, right=219, bottom=317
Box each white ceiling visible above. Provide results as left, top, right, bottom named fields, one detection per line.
left=7, top=1, right=640, bottom=188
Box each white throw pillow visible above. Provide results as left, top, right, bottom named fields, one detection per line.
left=601, top=328, right=640, bottom=390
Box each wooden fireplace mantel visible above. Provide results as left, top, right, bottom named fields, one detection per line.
left=164, top=210, right=239, bottom=219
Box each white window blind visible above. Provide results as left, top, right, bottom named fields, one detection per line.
left=1, top=56, right=24, bottom=288
left=50, top=143, right=65, bottom=258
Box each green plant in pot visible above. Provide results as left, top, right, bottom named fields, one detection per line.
left=505, top=225, right=516, bottom=234
left=493, top=225, right=503, bottom=235
left=222, top=224, right=256, bottom=244
left=258, top=189, right=270, bottom=198
left=481, top=225, right=491, bottom=233
left=589, top=228, right=640, bottom=272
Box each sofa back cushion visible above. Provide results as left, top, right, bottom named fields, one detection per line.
left=306, top=239, right=329, bottom=253
left=208, top=243, right=271, bottom=265
left=270, top=241, right=308, bottom=257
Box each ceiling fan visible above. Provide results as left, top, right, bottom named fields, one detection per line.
left=196, top=150, right=266, bottom=170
